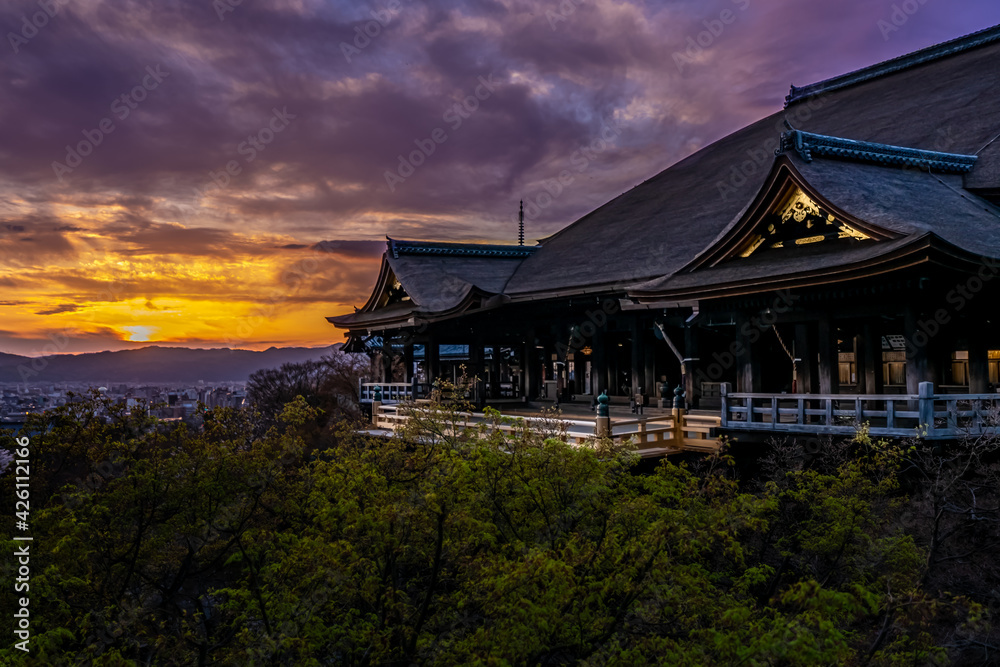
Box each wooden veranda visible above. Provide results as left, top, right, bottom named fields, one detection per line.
left=721, top=382, right=1000, bottom=440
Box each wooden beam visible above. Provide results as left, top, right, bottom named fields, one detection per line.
left=654, top=321, right=685, bottom=364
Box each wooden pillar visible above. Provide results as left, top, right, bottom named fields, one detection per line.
left=593, top=329, right=607, bottom=396
left=969, top=322, right=989, bottom=393
left=794, top=323, right=816, bottom=393
left=852, top=332, right=865, bottom=393
left=643, top=331, right=656, bottom=398
left=862, top=320, right=884, bottom=395
left=607, top=330, right=618, bottom=395
left=523, top=329, right=537, bottom=400
left=403, top=342, right=414, bottom=383
left=381, top=336, right=393, bottom=382
left=467, top=340, right=482, bottom=403
left=904, top=307, right=935, bottom=393
left=817, top=316, right=839, bottom=395
left=735, top=313, right=760, bottom=393
left=427, top=338, right=440, bottom=384
left=489, top=346, right=501, bottom=399
left=684, top=324, right=701, bottom=408
left=468, top=340, right=482, bottom=378
left=630, top=317, right=642, bottom=398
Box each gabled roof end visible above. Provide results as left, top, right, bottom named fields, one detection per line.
left=785, top=23, right=1000, bottom=106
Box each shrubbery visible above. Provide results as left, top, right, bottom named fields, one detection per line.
left=2, top=387, right=998, bottom=665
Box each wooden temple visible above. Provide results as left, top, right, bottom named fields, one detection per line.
left=330, top=25, right=1000, bottom=439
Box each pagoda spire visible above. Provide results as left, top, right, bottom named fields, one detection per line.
left=518, top=200, right=524, bottom=246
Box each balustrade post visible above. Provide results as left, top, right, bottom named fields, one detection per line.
left=918, top=382, right=935, bottom=437
left=372, top=384, right=383, bottom=426
left=672, top=385, right=686, bottom=445
left=595, top=391, right=611, bottom=438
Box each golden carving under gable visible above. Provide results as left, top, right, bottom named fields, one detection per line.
left=737, top=186, right=873, bottom=259
left=838, top=224, right=869, bottom=241
left=780, top=190, right=821, bottom=224
left=740, top=235, right=765, bottom=258
left=379, top=273, right=411, bottom=306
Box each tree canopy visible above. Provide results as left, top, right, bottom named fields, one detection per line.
left=2, top=389, right=998, bottom=665
left=246, top=349, right=371, bottom=435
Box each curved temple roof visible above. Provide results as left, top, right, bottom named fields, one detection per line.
left=629, top=155, right=1000, bottom=301
left=333, top=25, right=1000, bottom=331
left=328, top=239, right=536, bottom=330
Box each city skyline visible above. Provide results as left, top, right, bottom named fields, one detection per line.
left=2, top=0, right=1000, bottom=356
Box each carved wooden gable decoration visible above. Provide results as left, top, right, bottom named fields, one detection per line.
left=685, top=160, right=900, bottom=272
left=378, top=271, right=411, bottom=307
left=737, top=185, right=874, bottom=259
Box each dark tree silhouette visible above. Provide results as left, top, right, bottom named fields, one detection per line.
left=246, top=350, right=372, bottom=430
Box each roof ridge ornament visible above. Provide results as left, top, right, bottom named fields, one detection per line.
left=779, top=130, right=978, bottom=173
left=785, top=23, right=1000, bottom=106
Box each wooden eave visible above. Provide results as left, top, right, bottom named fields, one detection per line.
left=629, top=233, right=989, bottom=302
left=329, top=286, right=509, bottom=333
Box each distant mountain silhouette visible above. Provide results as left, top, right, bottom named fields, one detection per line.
left=0, top=346, right=337, bottom=384
left=0, top=352, right=27, bottom=368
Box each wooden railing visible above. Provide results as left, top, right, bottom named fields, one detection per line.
left=721, top=382, right=1000, bottom=440
left=360, top=381, right=486, bottom=404
left=360, top=382, right=428, bottom=403
left=370, top=404, right=722, bottom=457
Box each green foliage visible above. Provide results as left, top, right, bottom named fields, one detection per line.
left=0, top=393, right=311, bottom=666
left=1, top=393, right=994, bottom=665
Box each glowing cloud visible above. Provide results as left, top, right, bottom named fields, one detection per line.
left=122, top=326, right=158, bottom=342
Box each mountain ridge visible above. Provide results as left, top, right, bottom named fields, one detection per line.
left=0, top=345, right=337, bottom=384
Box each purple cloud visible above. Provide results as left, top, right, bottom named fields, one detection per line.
left=0, top=0, right=998, bottom=351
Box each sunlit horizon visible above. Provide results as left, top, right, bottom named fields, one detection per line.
left=3, top=0, right=999, bottom=357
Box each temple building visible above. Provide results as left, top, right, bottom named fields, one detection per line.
left=330, top=25, right=1000, bottom=423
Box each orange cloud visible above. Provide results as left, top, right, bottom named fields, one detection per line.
left=0, top=218, right=382, bottom=355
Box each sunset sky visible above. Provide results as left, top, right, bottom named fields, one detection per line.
left=2, top=0, right=999, bottom=356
